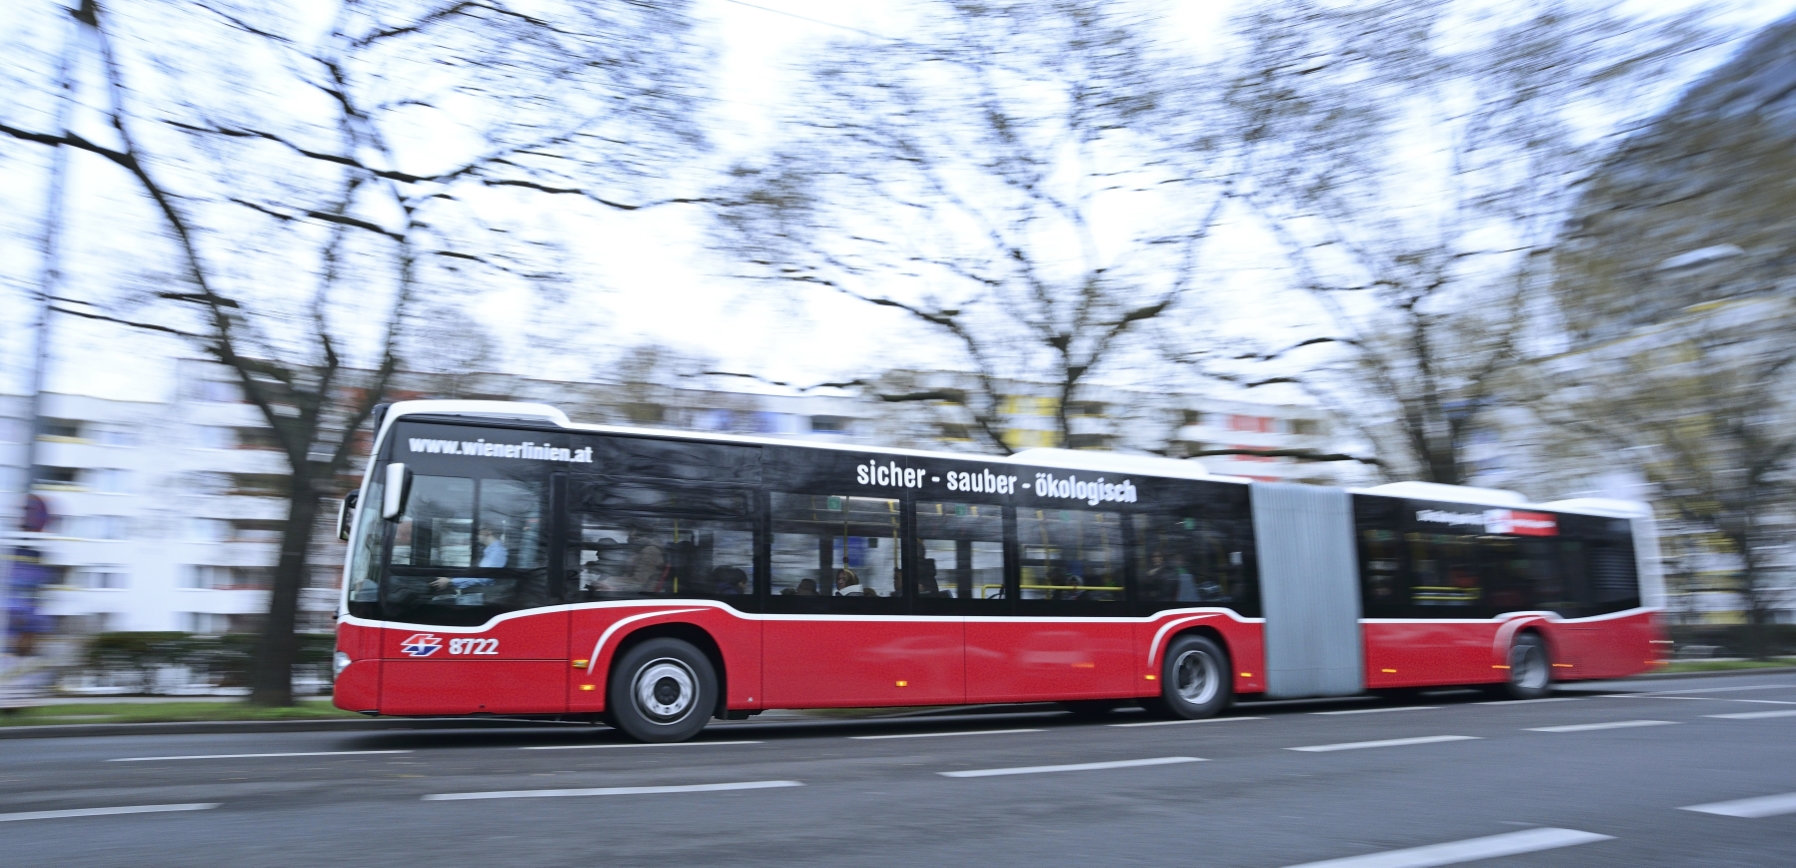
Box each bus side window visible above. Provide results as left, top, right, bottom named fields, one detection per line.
left=1017, top=508, right=1125, bottom=615
left=768, top=492, right=904, bottom=614
left=566, top=512, right=755, bottom=603
left=1133, top=514, right=1253, bottom=612
left=914, top=501, right=1005, bottom=602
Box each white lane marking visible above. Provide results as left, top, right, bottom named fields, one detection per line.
left=940, top=756, right=1203, bottom=778
left=0, top=803, right=220, bottom=823
left=1648, top=684, right=1796, bottom=695
left=1607, top=694, right=1796, bottom=705
left=1473, top=697, right=1585, bottom=706
left=1526, top=720, right=1676, bottom=733
left=110, top=750, right=411, bottom=763
left=423, top=780, right=802, bottom=801
left=850, top=728, right=1043, bottom=740
left=1288, top=735, right=1480, bottom=753
left=1278, top=827, right=1612, bottom=867
left=522, top=740, right=761, bottom=751
left=1311, top=706, right=1439, bottom=716
left=1707, top=710, right=1796, bottom=720
left=1680, top=791, right=1796, bottom=819
left=1110, top=716, right=1266, bottom=728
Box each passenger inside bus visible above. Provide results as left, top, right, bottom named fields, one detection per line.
left=833, top=568, right=860, bottom=596
left=711, top=566, right=748, bottom=595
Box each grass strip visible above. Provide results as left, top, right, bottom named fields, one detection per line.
left=1659, top=657, right=1796, bottom=673
left=0, top=700, right=360, bottom=726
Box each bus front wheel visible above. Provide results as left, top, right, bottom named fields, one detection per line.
left=608, top=637, right=717, bottom=743
left=1146, top=634, right=1232, bottom=719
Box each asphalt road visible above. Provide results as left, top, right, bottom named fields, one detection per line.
left=2, top=673, right=1792, bottom=868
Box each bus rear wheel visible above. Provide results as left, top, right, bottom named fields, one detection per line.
left=608, top=637, right=717, bottom=743
left=1490, top=633, right=1552, bottom=701
left=1146, top=634, right=1231, bottom=719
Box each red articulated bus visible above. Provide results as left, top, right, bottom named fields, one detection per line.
left=332, top=400, right=1667, bottom=742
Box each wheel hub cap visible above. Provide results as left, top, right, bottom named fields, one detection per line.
left=1172, top=649, right=1218, bottom=705
left=635, top=659, right=696, bottom=721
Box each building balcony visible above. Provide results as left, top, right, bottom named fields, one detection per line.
left=34, top=440, right=126, bottom=470
left=189, top=495, right=288, bottom=522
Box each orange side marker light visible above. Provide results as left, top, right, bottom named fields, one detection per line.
left=579, top=684, right=596, bottom=691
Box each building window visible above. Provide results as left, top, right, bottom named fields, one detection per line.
left=1066, top=433, right=1112, bottom=450
left=87, top=468, right=132, bottom=494
left=39, top=419, right=83, bottom=440
left=187, top=472, right=231, bottom=495
left=809, top=415, right=851, bottom=433
left=1066, top=401, right=1106, bottom=418
left=195, top=426, right=235, bottom=449
left=93, top=425, right=139, bottom=447
left=70, top=568, right=128, bottom=589
left=187, top=612, right=230, bottom=634
left=0, top=418, right=30, bottom=443
left=65, top=516, right=128, bottom=539
left=34, top=466, right=80, bottom=489
left=230, top=521, right=284, bottom=543
left=1288, top=418, right=1323, bottom=436
left=1228, top=415, right=1273, bottom=433
left=1229, top=445, right=1277, bottom=462
left=187, top=380, right=242, bottom=403
left=189, top=519, right=230, bottom=542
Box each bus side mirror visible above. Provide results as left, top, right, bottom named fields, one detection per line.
left=337, top=492, right=358, bottom=541
left=382, top=463, right=412, bottom=520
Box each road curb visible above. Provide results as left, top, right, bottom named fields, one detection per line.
left=0, top=716, right=589, bottom=740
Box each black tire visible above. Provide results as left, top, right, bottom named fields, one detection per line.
left=607, top=637, right=717, bottom=743
left=1490, top=633, right=1552, bottom=701
left=1058, top=699, right=1124, bottom=719
left=1151, top=634, right=1232, bottom=719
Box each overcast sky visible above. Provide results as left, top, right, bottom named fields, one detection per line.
left=3, top=0, right=1793, bottom=406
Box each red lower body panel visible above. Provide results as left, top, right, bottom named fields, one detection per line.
left=763, top=618, right=962, bottom=707
left=967, top=621, right=1134, bottom=702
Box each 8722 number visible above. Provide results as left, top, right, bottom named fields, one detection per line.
left=449, top=638, right=499, bottom=655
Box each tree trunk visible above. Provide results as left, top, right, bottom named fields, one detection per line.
left=249, top=483, right=322, bottom=706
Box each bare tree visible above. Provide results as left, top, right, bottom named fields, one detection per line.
left=1203, top=0, right=1708, bottom=485
left=714, top=0, right=1232, bottom=454
left=1, top=0, right=705, bottom=703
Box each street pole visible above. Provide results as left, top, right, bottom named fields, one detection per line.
left=1, top=3, right=78, bottom=686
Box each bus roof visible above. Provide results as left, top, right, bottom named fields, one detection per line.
left=379, top=400, right=1645, bottom=517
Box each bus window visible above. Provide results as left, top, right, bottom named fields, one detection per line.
left=1134, top=514, right=1258, bottom=616
left=1407, top=532, right=1483, bottom=610
left=1586, top=519, right=1639, bottom=614
left=1358, top=528, right=1407, bottom=616
left=914, top=501, right=1006, bottom=604
left=393, top=476, right=474, bottom=568
left=380, top=474, right=550, bottom=626
left=345, top=474, right=385, bottom=620
left=769, top=493, right=904, bottom=613
left=567, top=513, right=755, bottom=603
left=1017, top=508, right=1124, bottom=615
